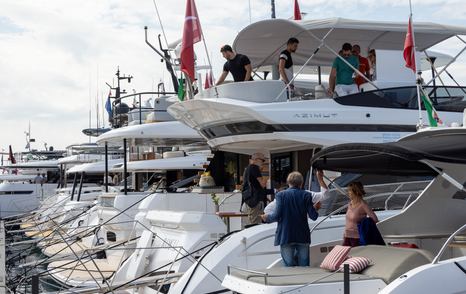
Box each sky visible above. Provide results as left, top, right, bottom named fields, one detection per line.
left=1, top=0, right=466, bottom=154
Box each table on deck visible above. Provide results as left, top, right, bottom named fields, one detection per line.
left=216, top=211, right=248, bottom=233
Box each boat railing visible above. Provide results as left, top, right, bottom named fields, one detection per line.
left=432, top=223, right=466, bottom=264
left=111, top=91, right=177, bottom=128
left=242, top=180, right=430, bottom=254
left=218, top=190, right=241, bottom=207
left=309, top=190, right=420, bottom=236
left=197, top=80, right=288, bottom=103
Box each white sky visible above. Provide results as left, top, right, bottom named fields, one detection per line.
left=1, top=0, right=466, bottom=153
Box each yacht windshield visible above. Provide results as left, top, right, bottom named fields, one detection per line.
left=335, top=86, right=466, bottom=112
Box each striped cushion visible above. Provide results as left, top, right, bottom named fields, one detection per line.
left=320, top=245, right=351, bottom=271
left=339, top=256, right=372, bottom=273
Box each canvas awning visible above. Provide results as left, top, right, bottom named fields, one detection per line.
left=234, top=18, right=466, bottom=68
left=110, top=154, right=210, bottom=172
left=66, top=159, right=123, bottom=174
left=96, top=121, right=203, bottom=147
left=311, top=128, right=466, bottom=176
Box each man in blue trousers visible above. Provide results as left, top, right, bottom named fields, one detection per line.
left=262, top=171, right=324, bottom=266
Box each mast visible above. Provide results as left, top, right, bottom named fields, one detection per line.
left=408, top=0, right=423, bottom=128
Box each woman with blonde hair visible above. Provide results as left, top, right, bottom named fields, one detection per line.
left=343, top=181, right=378, bottom=247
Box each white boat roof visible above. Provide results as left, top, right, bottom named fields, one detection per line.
left=96, top=121, right=203, bottom=146
left=66, top=159, right=123, bottom=174
left=3, top=160, right=59, bottom=169
left=0, top=174, right=37, bottom=181
left=234, top=18, right=466, bottom=67
left=110, top=154, right=211, bottom=172
left=58, top=154, right=105, bottom=164
left=255, top=50, right=454, bottom=75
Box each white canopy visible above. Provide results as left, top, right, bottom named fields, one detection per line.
left=234, top=18, right=466, bottom=67
left=0, top=174, right=37, bottom=181
left=58, top=154, right=105, bottom=164
left=255, top=49, right=454, bottom=75
left=66, top=159, right=122, bottom=174
left=96, top=121, right=203, bottom=147
left=3, top=160, right=59, bottom=169
left=110, top=154, right=210, bottom=172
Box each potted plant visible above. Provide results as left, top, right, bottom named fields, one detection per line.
left=211, top=192, right=220, bottom=212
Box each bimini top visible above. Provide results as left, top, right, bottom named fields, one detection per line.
left=111, top=154, right=210, bottom=172
left=3, top=160, right=60, bottom=169
left=234, top=18, right=466, bottom=67
left=96, top=121, right=203, bottom=146
left=311, top=127, right=466, bottom=176
left=66, top=159, right=123, bottom=174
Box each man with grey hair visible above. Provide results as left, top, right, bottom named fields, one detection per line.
left=261, top=171, right=325, bottom=267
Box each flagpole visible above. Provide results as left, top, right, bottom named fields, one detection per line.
left=200, top=31, right=214, bottom=83
left=409, top=0, right=424, bottom=129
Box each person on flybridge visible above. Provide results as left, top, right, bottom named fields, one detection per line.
left=328, top=43, right=359, bottom=97
left=216, top=45, right=253, bottom=85
left=279, top=37, right=300, bottom=91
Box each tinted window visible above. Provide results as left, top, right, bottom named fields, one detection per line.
left=335, top=86, right=466, bottom=111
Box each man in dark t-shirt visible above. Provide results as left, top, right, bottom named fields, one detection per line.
left=216, top=44, right=253, bottom=85
left=279, top=37, right=299, bottom=87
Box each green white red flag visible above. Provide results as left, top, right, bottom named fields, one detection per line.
left=420, top=89, right=443, bottom=127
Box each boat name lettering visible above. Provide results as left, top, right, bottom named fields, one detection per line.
left=293, top=113, right=338, bottom=119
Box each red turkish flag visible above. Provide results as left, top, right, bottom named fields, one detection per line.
left=294, top=0, right=302, bottom=20
left=204, top=71, right=213, bottom=89
left=403, top=17, right=416, bottom=72
left=180, top=0, right=203, bottom=81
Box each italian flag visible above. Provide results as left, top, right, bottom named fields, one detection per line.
left=420, top=88, right=442, bottom=127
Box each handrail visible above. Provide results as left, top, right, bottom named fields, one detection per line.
left=310, top=192, right=403, bottom=236
left=432, top=223, right=466, bottom=264
left=219, top=191, right=241, bottom=206
left=384, top=182, right=405, bottom=210
left=243, top=187, right=425, bottom=252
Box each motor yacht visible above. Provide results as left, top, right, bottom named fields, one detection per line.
left=168, top=18, right=466, bottom=155
left=223, top=126, right=466, bottom=294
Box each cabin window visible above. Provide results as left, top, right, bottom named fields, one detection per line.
left=271, top=152, right=293, bottom=190
left=335, top=86, right=466, bottom=111
left=106, top=231, right=117, bottom=242
left=0, top=191, right=33, bottom=195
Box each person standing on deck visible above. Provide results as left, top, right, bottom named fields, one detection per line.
left=216, top=45, right=253, bottom=85
left=241, top=152, right=271, bottom=225
left=328, top=43, right=359, bottom=97
left=261, top=171, right=323, bottom=267
left=343, top=181, right=379, bottom=247
left=352, top=44, right=371, bottom=87
left=279, top=38, right=300, bottom=91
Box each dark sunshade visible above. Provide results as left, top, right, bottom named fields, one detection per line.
left=311, top=128, right=466, bottom=175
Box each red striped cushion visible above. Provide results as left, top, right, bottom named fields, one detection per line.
left=320, top=245, right=351, bottom=271
left=339, top=256, right=372, bottom=273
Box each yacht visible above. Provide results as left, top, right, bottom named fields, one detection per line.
left=168, top=18, right=466, bottom=155
left=38, top=121, right=234, bottom=289
left=0, top=158, right=61, bottom=219
left=223, top=126, right=466, bottom=294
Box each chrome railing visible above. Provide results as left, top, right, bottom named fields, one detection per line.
left=432, top=223, right=466, bottom=264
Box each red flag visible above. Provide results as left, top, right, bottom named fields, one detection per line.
left=403, top=17, right=416, bottom=72
left=180, top=0, right=203, bottom=81
left=204, top=71, right=213, bottom=89
left=294, top=0, right=302, bottom=20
